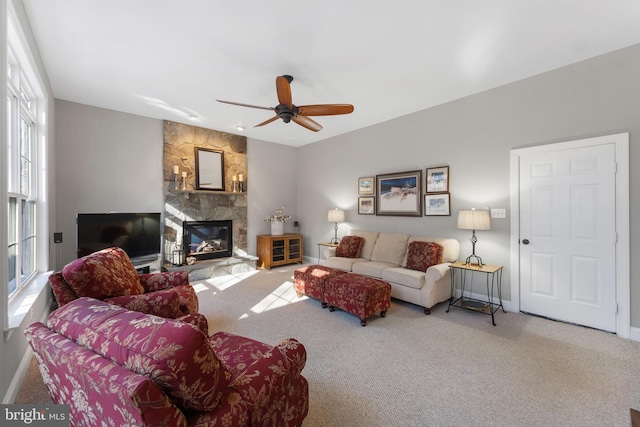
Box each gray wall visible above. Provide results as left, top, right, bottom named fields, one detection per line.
left=54, top=101, right=164, bottom=268
left=246, top=138, right=299, bottom=256
left=297, top=43, right=640, bottom=325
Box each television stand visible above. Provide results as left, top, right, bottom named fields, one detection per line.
left=136, top=265, right=151, bottom=274
left=132, top=255, right=160, bottom=274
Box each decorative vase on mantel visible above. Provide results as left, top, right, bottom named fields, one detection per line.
left=271, top=221, right=284, bottom=236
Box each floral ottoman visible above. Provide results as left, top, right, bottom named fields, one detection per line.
left=294, top=264, right=347, bottom=307
left=324, top=273, right=391, bottom=326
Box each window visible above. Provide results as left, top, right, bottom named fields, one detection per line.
left=6, top=67, right=38, bottom=297
left=4, top=10, right=48, bottom=327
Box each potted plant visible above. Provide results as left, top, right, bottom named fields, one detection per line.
left=264, top=207, right=291, bottom=235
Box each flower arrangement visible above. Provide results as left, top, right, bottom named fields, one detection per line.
left=264, top=207, right=291, bottom=223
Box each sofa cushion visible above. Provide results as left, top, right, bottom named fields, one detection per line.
left=370, top=233, right=410, bottom=265
left=382, top=267, right=426, bottom=290
left=61, top=247, right=144, bottom=300
left=404, top=241, right=444, bottom=272
left=104, top=289, right=182, bottom=318
left=325, top=257, right=368, bottom=272
left=335, top=236, right=365, bottom=258
left=349, top=230, right=379, bottom=260
left=47, top=297, right=231, bottom=412
left=352, top=261, right=398, bottom=278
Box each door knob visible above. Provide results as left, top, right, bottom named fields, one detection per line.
left=522, top=239, right=530, bottom=245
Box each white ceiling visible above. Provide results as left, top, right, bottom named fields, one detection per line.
left=21, top=0, right=640, bottom=147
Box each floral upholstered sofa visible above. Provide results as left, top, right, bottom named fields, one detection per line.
left=48, top=247, right=198, bottom=318
left=25, top=298, right=309, bottom=427
left=324, top=230, right=460, bottom=314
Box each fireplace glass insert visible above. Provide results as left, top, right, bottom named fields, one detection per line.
left=183, top=220, right=233, bottom=261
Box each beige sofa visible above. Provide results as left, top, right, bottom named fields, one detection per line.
left=324, top=230, right=460, bottom=314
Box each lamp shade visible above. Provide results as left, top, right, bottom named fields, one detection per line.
left=327, top=208, right=345, bottom=223
left=457, top=209, right=490, bottom=231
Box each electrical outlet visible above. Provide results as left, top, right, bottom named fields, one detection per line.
left=491, top=208, right=507, bottom=219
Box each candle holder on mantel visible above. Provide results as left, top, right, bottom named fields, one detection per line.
left=239, top=174, right=245, bottom=192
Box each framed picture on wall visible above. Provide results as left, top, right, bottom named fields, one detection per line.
left=358, top=177, right=375, bottom=195
left=376, top=170, right=422, bottom=216
left=195, top=147, right=225, bottom=191
left=424, top=193, right=451, bottom=216
left=426, top=166, right=449, bottom=193
left=358, top=196, right=375, bottom=215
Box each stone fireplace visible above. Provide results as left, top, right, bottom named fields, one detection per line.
left=162, top=120, right=255, bottom=278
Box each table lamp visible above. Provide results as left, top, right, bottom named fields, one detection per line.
left=327, top=208, right=345, bottom=244
left=457, top=208, right=491, bottom=266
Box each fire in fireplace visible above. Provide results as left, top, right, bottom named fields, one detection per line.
left=183, top=220, right=233, bottom=261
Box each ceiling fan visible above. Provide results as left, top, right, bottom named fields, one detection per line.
left=216, top=75, right=354, bottom=132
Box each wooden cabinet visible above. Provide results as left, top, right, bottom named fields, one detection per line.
left=257, top=234, right=303, bottom=269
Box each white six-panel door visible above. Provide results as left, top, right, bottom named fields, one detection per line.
left=519, top=143, right=617, bottom=332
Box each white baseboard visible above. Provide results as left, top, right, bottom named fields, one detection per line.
left=627, top=326, right=640, bottom=342
left=3, top=347, right=35, bottom=404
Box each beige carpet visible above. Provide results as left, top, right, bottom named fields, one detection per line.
left=17, top=264, right=640, bottom=426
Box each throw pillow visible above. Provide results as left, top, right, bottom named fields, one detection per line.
left=335, top=236, right=365, bottom=258
left=62, top=247, right=144, bottom=300
left=404, top=241, right=444, bottom=272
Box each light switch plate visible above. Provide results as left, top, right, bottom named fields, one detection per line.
left=491, top=208, right=507, bottom=219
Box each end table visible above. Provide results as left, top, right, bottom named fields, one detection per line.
left=317, top=242, right=338, bottom=264
left=446, top=261, right=505, bottom=325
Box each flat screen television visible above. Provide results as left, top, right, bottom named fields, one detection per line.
left=76, top=212, right=162, bottom=264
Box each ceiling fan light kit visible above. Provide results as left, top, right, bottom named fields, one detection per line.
left=217, top=75, right=354, bottom=132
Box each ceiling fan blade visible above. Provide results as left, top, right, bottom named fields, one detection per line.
left=297, top=104, right=354, bottom=116
left=292, top=115, right=323, bottom=132
left=254, top=115, right=280, bottom=127
left=216, top=99, right=274, bottom=111
left=276, top=76, right=293, bottom=109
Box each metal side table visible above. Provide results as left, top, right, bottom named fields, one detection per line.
left=446, top=261, right=505, bottom=326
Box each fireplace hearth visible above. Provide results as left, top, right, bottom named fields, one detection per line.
left=183, top=220, right=233, bottom=261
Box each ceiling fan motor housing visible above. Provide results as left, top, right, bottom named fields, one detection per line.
left=276, top=104, right=296, bottom=123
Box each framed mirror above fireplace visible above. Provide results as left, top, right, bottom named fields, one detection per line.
left=195, top=147, right=225, bottom=191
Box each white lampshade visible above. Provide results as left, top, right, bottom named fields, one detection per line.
left=327, top=208, right=345, bottom=223
left=457, top=209, right=490, bottom=231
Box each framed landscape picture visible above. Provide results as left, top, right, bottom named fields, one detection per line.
left=424, top=193, right=451, bottom=216
left=358, top=196, right=375, bottom=215
left=376, top=170, right=422, bottom=216
left=358, top=177, right=375, bottom=195
left=426, top=166, right=449, bottom=193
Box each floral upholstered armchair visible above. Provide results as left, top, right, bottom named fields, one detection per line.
left=25, top=298, right=309, bottom=427
left=49, top=247, right=198, bottom=318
